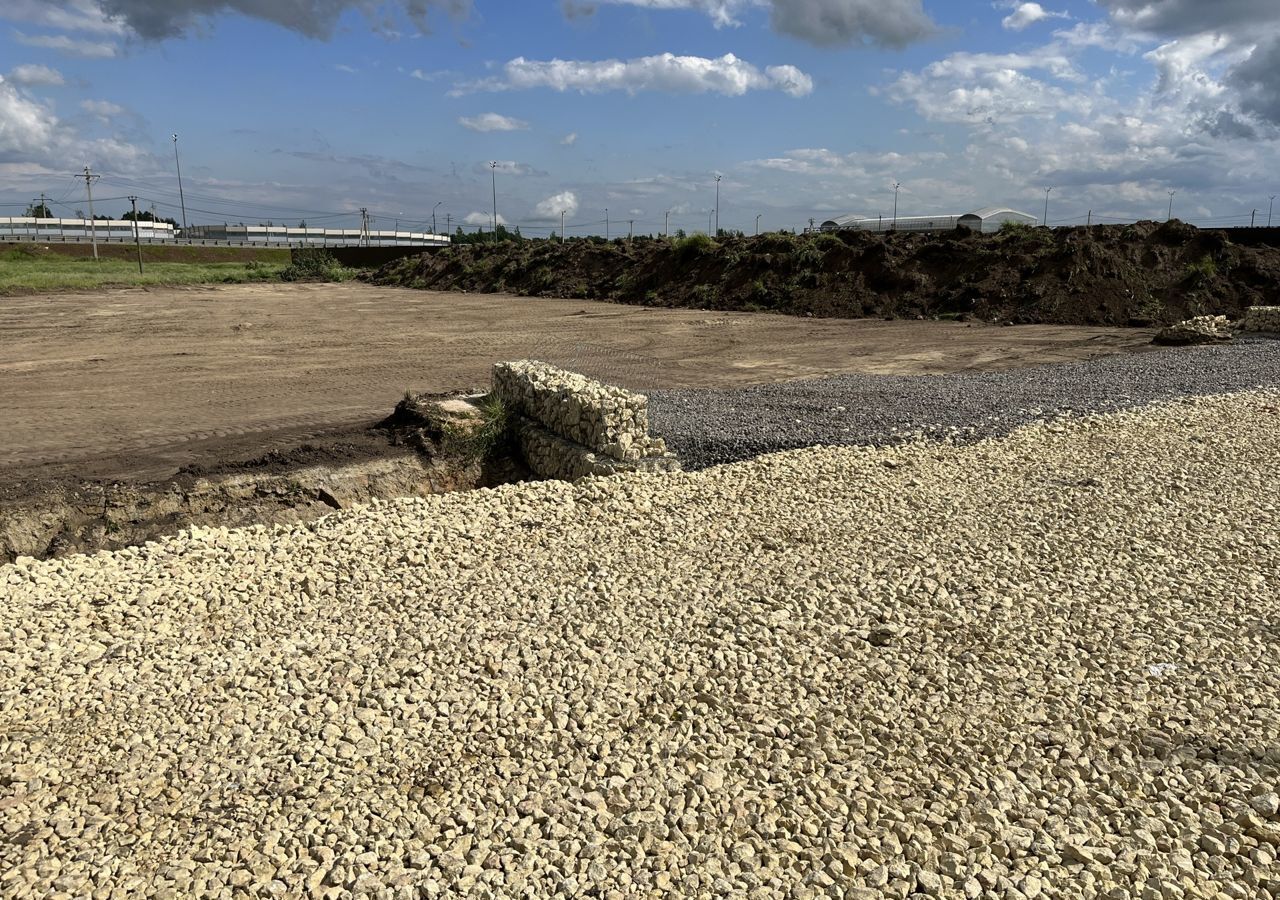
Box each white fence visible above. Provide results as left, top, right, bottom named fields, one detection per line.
left=0, top=217, right=451, bottom=248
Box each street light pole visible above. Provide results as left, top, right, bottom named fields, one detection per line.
left=755, top=213, right=761, bottom=235
left=708, top=210, right=713, bottom=235
left=892, top=182, right=901, bottom=230
left=1043, top=186, right=1053, bottom=226
left=432, top=200, right=441, bottom=236
left=1167, top=191, right=1176, bottom=222
left=560, top=210, right=566, bottom=242
left=172, top=134, right=188, bottom=238
left=714, top=174, right=722, bottom=237
left=489, top=162, right=499, bottom=239
left=664, top=210, right=669, bottom=238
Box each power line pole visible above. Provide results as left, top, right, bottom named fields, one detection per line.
left=1087, top=210, right=1092, bottom=227
left=432, top=200, right=441, bottom=236
left=714, top=174, right=722, bottom=237
left=1043, top=186, right=1053, bottom=226
left=359, top=207, right=369, bottom=247
left=1251, top=209, right=1257, bottom=228
left=755, top=213, right=761, bottom=235
left=490, top=161, right=499, bottom=239
left=172, top=134, right=188, bottom=237
left=128, top=196, right=143, bottom=275
left=605, top=208, right=609, bottom=240
left=1167, top=190, right=1175, bottom=222
left=708, top=210, right=713, bottom=234
left=627, top=219, right=634, bottom=240
left=82, top=167, right=100, bottom=260
left=560, top=210, right=566, bottom=242
left=664, top=210, right=669, bottom=238
left=1269, top=195, right=1276, bottom=228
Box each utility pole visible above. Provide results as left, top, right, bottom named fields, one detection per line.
left=605, top=208, right=609, bottom=240
left=708, top=210, right=713, bottom=235
left=755, top=213, right=761, bottom=235
left=628, top=219, right=634, bottom=240
left=664, top=210, right=669, bottom=238
left=1167, top=190, right=1175, bottom=222
left=359, top=208, right=370, bottom=246
left=1043, top=187, right=1053, bottom=227
left=172, top=134, right=188, bottom=237
left=1251, top=209, right=1257, bottom=228
left=560, top=210, right=566, bottom=242
left=128, top=196, right=143, bottom=275
left=1269, top=195, right=1276, bottom=228
left=446, top=213, right=451, bottom=235
left=82, top=167, right=100, bottom=260
left=432, top=200, right=441, bottom=236
left=892, top=182, right=901, bottom=230
left=490, top=161, right=499, bottom=239
left=714, top=174, right=722, bottom=237
left=1087, top=210, right=1092, bottom=227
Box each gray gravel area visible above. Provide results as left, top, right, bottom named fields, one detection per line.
left=649, top=337, right=1280, bottom=469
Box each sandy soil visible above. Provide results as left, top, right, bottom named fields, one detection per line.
left=0, top=282, right=1151, bottom=482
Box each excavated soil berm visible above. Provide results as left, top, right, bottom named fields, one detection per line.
left=369, top=221, right=1280, bottom=326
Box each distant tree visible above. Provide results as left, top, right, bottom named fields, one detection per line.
left=121, top=209, right=178, bottom=226
left=25, top=203, right=53, bottom=218
left=299, top=220, right=308, bottom=229
left=674, top=228, right=687, bottom=239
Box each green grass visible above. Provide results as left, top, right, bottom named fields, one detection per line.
left=0, top=252, right=291, bottom=294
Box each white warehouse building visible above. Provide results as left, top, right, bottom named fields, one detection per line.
left=819, top=206, right=1038, bottom=234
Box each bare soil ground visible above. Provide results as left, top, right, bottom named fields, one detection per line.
left=0, top=282, right=1151, bottom=484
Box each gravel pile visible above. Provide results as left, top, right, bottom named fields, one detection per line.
left=2, top=391, right=1279, bottom=898
left=649, top=337, right=1280, bottom=469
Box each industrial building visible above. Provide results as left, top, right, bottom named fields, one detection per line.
left=0, top=217, right=450, bottom=247
left=818, top=207, right=1038, bottom=234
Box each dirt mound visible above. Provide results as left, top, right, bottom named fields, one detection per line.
left=369, top=221, right=1280, bottom=326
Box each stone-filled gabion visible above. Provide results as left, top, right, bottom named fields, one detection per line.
left=493, top=360, right=681, bottom=479
left=1242, top=306, right=1280, bottom=333
left=1152, top=315, right=1234, bottom=345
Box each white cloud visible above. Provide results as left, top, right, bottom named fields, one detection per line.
left=0, top=0, right=127, bottom=35
left=534, top=190, right=579, bottom=218
left=7, top=65, right=66, bottom=87
left=561, top=131, right=578, bottom=145
left=0, top=76, right=60, bottom=157
left=334, top=63, right=357, bottom=74
left=463, top=211, right=507, bottom=226
left=1001, top=3, right=1069, bottom=32
left=458, top=112, right=530, bottom=132
left=14, top=31, right=119, bottom=58
left=81, top=99, right=125, bottom=119
left=459, top=53, right=813, bottom=97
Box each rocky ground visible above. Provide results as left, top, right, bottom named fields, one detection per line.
left=2, top=390, right=1278, bottom=899
left=649, top=336, right=1280, bottom=469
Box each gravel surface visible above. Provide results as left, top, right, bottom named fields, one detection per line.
left=649, top=337, right=1280, bottom=469
left=2, top=391, right=1279, bottom=898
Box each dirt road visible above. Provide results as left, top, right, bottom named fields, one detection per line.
left=0, top=282, right=1151, bottom=481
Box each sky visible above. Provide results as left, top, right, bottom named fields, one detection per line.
left=1, top=0, right=1279, bottom=236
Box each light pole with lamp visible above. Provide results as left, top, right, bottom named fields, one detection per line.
left=892, top=182, right=901, bottom=230
left=1043, top=186, right=1053, bottom=226
left=172, top=134, right=188, bottom=238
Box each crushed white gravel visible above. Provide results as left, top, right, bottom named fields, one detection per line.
left=2, top=391, right=1279, bottom=899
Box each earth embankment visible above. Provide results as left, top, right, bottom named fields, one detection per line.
left=370, top=221, right=1280, bottom=325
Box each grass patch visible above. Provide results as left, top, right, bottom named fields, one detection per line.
left=279, top=249, right=358, bottom=283
left=0, top=255, right=290, bottom=294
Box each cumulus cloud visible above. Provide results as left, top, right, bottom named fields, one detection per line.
left=574, top=0, right=938, bottom=47
left=1096, top=0, right=1279, bottom=38
left=769, top=0, right=937, bottom=48
left=1231, top=36, right=1280, bottom=126
left=534, top=190, right=579, bottom=219
left=82, top=0, right=473, bottom=40
left=458, top=112, right=530, bottom=132
left=561, top=132, right=578, bottom=145
left=463, top=211, right=506, bottom=226
left=459, top=53, right=813, bottom=97
left=7, top=65, right=67, bottom=87
left=0, top=77, right=60, bottom=158
left=1001, top=3, right=1069, bottom=32
left=14, top=31, right=119, bottom=57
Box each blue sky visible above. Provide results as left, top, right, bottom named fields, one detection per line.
left=2, top=1, right=1279, bottom=235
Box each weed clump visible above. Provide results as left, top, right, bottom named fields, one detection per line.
left=280, top=249, right=356, bottom=283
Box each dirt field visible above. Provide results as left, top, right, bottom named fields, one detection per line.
left=0, top=282, right=1151, bottom=484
